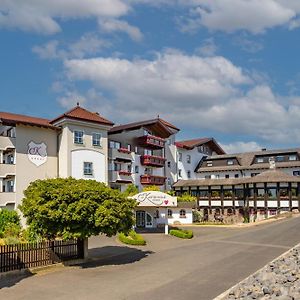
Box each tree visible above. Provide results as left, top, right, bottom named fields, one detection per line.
left=19, top=178, right=137, bottom=240
left=123, top=184, right=139, bottom=197
left=142, top=185, right=160, bottom=192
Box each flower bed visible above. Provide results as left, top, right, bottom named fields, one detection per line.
left=169, top=228, right=193, bottom=239
left=118, top=230, right=146, bottom=246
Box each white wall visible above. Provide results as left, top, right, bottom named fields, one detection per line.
left=71, top=149, right=106, bottom=183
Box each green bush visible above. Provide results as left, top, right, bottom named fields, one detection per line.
left=118, top=230, right=146, bottom=246
left=169, top=228, right=193, bottom=239
left=177, top=192, right=196, bottom=202
left=0, top=209, right=21, bottom=232
left=3, top=223, right=21, bottom=238
left=4, top=236, right=20, bottom=245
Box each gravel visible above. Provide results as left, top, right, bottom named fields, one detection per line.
left=220, top=246, right=300, bottom=300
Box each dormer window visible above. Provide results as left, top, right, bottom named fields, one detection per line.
left=227, top=159, right=234, bottom=165
left=289, top=155, right=297, bottom=161
left=257, top=157, right=264, bottom=163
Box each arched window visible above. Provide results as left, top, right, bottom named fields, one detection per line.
left=168, top=209, right=173, bottom=218
left=179, top=209, right=186, bottom=218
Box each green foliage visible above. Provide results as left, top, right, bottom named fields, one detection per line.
left=167, top=190, right=175, bottom=196
left=123, top=184, right=139, bottom=197
left=3, top=223, right=21, bottom=238
left=19, top=177, right=137, bottom=240
left=4, top=236, right=20, bottom=245
left=20, top=226, right=42, bottom=243
left=118, top=230, right=146, bottom=246
left=169, top=228, right=193, bottom=239
left=0, top=208, right=21, bottom=233
left=142, top=185, right=160, bottom=192
left=177, top=192, right=197, bottom=202
left=192, top=210, right=202, bottom=222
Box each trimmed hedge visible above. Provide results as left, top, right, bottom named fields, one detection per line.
left=170, top=229, right=193, bottom=239
left=118, top=230, right=146, bottom=246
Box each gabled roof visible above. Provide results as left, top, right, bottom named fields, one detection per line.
left=196, top=148, right=300, bottom=172
left=159, top=118, right=180, bottom=131
left=175, top=138, right=225, bottom=154
left=50, top=105, right=114, bottom=126
left=0, top=111, right=57, bottom=130
left=109, top=118, right=174, bottom=138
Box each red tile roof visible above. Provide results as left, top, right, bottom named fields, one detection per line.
left=0, top=111, right=57, bottom=130
left=176, top=138, right=225, bottom=154
left=159, top=118, right=180, bottom=131
left=50, top=105, right=114, bottom=126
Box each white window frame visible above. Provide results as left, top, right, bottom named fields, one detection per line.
left=227, top=160, right=234, bottom=165
left=74, top=130, right=84, bottom=145
left=83, top=162, right=93, bottom=176
left=92, top=132, right=102, bottom=147
left=289, top=155, right=297, bottom=161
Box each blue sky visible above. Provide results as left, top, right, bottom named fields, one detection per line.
left=1, top=0, right=300, bottom=153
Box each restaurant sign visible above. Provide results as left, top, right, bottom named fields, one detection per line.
left=132, top=191, right=177, bottom=207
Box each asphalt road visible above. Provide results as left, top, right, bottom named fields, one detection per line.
left=1, top=216, right=300, bottom=300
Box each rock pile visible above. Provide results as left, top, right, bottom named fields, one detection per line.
left=224, top=246, right=300, bottom=300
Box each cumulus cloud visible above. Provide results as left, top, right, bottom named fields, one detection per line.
left=32, top=34, right=110, bottom=60
left=61, top=50, right=300, bottom=145
left=221, top=141, right=262, bottom=154
left=195, top=38, right=218, bottom=56
left=98, top=19, right=143, bottom=41
left=0, top=0, right=129, bottom=34
left=178, top=0, right=300, bottom=34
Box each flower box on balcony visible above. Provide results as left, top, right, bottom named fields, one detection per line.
left=119, top=170, right=132, bottom=176
left=118, top=148, right=131, bottom=154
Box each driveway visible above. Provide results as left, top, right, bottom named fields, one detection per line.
left=1, top=216, right=300, bottom=300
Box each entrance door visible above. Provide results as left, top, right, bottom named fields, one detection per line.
left=136, top=211, right=145, bottom=228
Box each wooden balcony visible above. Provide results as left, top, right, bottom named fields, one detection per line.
left=109, top=170, right=133, bottom=183
left=140, top=155, right=166, bottom=167
left=109, top=148, right=133, bottom=162
left=140, top=174, right=166, bottom=186
left=138, top=135, right=165, bottom=149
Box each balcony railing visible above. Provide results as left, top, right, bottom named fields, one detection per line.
left=0, top=192, right=16, bottom=207
left=109, top=170, right=133, bottom=183
left=140, top=155, right=166, bottom=167
left=0, top=136, right=16, bottom=150
left=0, top=164, right=16, bottom=177
left=138, top=135, right=165, bottom=149
left=140, top=174, right=166, bottom=186
left=109, top=148, right=133, bottom=162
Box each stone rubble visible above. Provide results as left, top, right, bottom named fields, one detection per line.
left=223, top=246, right=300, bottom=300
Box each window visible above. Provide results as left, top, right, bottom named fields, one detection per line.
left=179, top=209, right=186, bottom=218
left=207, top=161, right=212, bottom=167
left=293, top=171, right=300, bottom=176
left=168, top=209, right=173, bottom=218
left=92, top=133, right=101, bottom=146
left=225, top=174, right=230, bottom=178
left=197, top=145, right=203, bottom=153
left=215, top=174, right=220, bottom=179
left=187, top=155, right=191, bottom=164
left=257, top=157, right=264, bottom=163
left=205, top=175, right=211, bottom=179
left=83, top=162, right=93, bottom=175
left=109, top=141, right=121, bottom=149
left=135, top=166, right=139, bottom=173
left=251, top=173, right=259, bottom=177
left=167, top=161, right=171, bottom=168
left=74, top=131, right=83, bottom=144
left=127, top=144, right=131, bottom=151
left=234, top=174, right=239, bottom=178
left=276, top=156, right=284, bottom=162
left=144, top=149, right=153, bottom=156
left=179, top=153, right=182, bottom=161
left=227, top=159, right=234, bottom=165
left=289, top=155, right=297, bottom=161
left=178, top=169, right=182, bottom=177
left=114, top=163, right=121, bottom=171
left=187, top=171, right=191, bottom=178
left=167, top=178, right=171, bottom=185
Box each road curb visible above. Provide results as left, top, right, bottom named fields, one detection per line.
left=213, top=241, right=300, bottom=300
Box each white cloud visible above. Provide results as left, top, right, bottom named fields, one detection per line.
left=0, top=0, right=129, bottom=34
left=221, top=141, right=262, bottom=154
left=178, top=0, right=300, bottom=34
left=195, top=38, right=217, bottom=56
left=98, top=19, right=143, bottom=41
left=32, top=34, right=109, bottom=60
left=62, top=50, right=300, bottom=145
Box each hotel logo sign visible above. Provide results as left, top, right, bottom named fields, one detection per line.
left=28, top=141, right=48, bottom=167
left=132, top=191, right=177, bottom=207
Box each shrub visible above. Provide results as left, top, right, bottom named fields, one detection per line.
left=142, top=185, right=160, bottom=192
left=0, top=209, right=21, bottom=232
left=4, top=236, right=20, bottom=245
left=169, top=228, right=193, bottom=239
left=3, top=223, right=21, bottom=238
left=123, top=184, right=139, bottom=197
left=177, top=192, right=196, bottom=202
left=118, top=230, right=146, bottom=246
